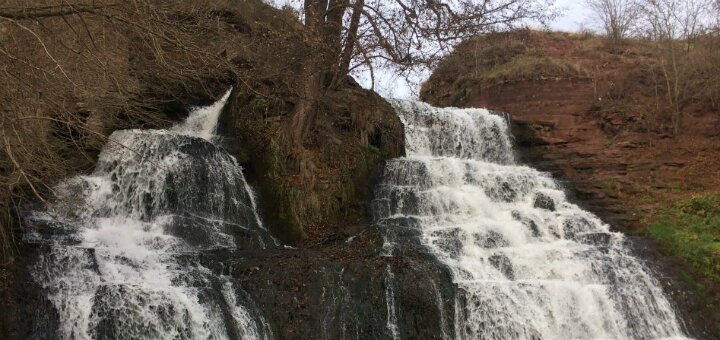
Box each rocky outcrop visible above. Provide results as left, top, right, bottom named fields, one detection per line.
left=227, top=228, right=455, bottom=339
left=220, top=84, right=404, bottom=244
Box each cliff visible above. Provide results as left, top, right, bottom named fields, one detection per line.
left=421, top=30, right=720, bottom=338
left=220, top=82, right=404, bottom=245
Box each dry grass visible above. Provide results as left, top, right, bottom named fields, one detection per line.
left=0, top=0, right=303, bottom=260
left=477, top=55, right=588, bottom=85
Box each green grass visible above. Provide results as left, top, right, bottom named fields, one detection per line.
left=648, top=194, right=720, bottom=282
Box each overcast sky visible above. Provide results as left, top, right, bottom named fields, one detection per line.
left=553, top=0, right=592, bottom=32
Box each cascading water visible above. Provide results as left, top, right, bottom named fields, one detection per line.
left=27, top=89, right=274, bottom=339
left=373, top=100, right=688, bottom=339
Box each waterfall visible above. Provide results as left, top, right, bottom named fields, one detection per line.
left=373, top=100, right=688, bottom=339
left=27, top=89, right=273, bottom=339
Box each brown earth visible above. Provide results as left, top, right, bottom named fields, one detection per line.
left=421, top=30, right=720, bottom=339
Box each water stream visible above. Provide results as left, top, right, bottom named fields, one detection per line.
left=28, top=90, right=273, bottom=339
left=373, top=100, right=687, bottom=339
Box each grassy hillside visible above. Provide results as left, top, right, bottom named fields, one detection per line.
left=649, top=194, right=720, bottom=284
left=423, top=29, right=720, bottom=129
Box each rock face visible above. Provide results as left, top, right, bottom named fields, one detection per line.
left=213, top=84, right=456, bottom=339
left=220, top=84, right=405, bottom=244
left=227, top=229, right=455, bottom=339
left=533, top=192, right=556, bottom=211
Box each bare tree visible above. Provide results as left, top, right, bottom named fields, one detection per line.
left=585, top=0, right=641, bottom=42
left=642, top=0, right=714, bottom=135
left=0, top=0, right=243, bottom=258
left=285, top=0, right=557, bottom=147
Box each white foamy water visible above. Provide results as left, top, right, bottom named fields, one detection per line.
left=173, top=88, right=233, bottom=140
left=30, top=89, right=272, bottom=339
left=374, top=100, right=688, bottom=339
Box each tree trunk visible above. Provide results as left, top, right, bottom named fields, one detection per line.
left=286, top=70, right=323, bottom=147
left=332, top=0, right=364, bottom=88
left=283, top=0, right=330, bottom=148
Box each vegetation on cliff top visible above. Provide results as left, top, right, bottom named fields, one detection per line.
left=422, top=30, right=592, bottom=99
left=424, top=0, right=720, bottom=137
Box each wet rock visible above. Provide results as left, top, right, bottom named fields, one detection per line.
left=563, top=216, right=593, bottom=239
left=30, top=295, right=60, bottom=340
left=430, top=228, right=464, bottom=258
left=488, top=253, right=515, bottom=280
left=229, top=240, right=457, bottom=340
left=89, top=285, right=193, bottom=339
left=474, top=231, right=510, bottom=248
left=511, top=210, right=542, bottom=237
left=485, top=181, right=518, bottom=202
left=533, top=192, right=556, bottom=211
left=574, top=232, right=612, bottom=246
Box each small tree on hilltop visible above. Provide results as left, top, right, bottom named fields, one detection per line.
left=642, top=0, right=714, bottom=136
left=585, top=0, right=641, bottom=43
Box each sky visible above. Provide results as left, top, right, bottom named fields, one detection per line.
left=553, top=0, right=593, bottom=32
left=267, top=0, right=594, bottom=99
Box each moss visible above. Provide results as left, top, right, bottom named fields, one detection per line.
left=364, top=144, right=381, bottom=155
left=648, top=194, right=720, bottom=282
